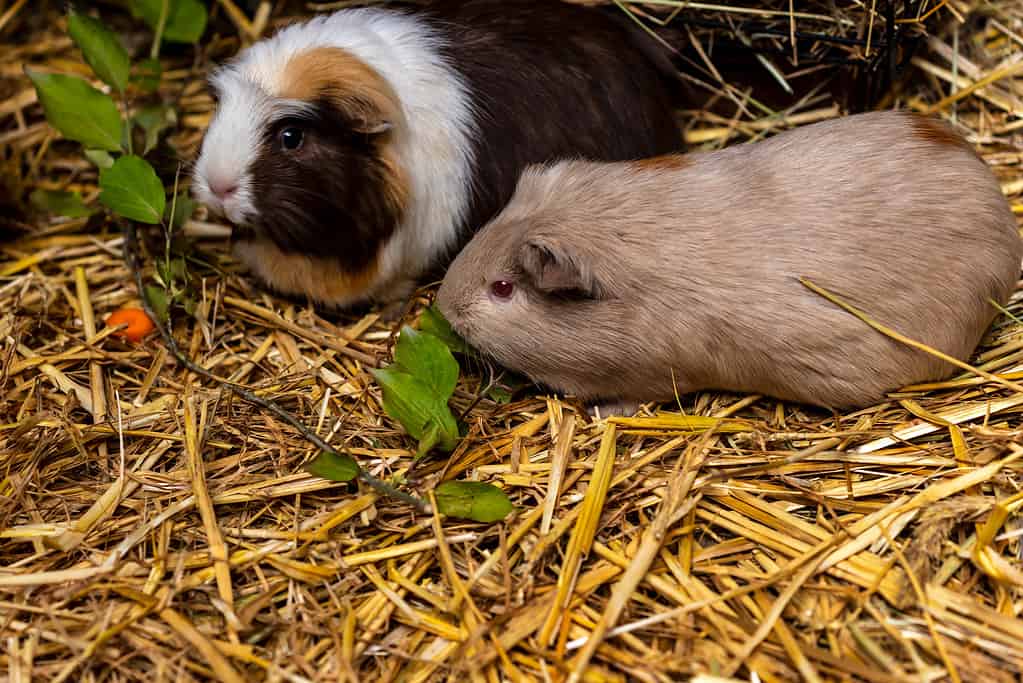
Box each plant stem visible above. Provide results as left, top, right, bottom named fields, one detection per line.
left=120, top=96, right=134, bottom=156
left=121, top=220, right=430, bottom=513
left=165, top=165, right=181, bottom=270
left=150, top=0, right=170, bottom=60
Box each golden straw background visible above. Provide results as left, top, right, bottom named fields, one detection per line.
left=1, top=1, right=1022, bottom=681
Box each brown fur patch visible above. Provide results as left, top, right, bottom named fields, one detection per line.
left=632, top=153, right=689, bottom=172
left=280, top=46, right=404, bottom=132
left=233, top=239, right=383, bottom=307
left=908, top=113, right=978, bottom=157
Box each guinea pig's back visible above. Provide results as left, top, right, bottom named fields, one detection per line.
left=740, top=112, right=1016, bottom=332
left=537, top=110, right=1021, bottom=406
left=671, top=111, right=1021, bottom=402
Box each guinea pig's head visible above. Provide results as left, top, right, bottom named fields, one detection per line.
left=436, top=208, right=626, bottom=395
left=192, top=38, right=409, bottom=300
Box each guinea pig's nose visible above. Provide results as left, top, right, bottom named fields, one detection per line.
left=209, top=177, right=238, bottom=201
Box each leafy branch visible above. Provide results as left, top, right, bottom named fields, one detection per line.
left=121, top=220, right=429, bottom=512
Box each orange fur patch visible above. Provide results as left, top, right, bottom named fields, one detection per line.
left=632, top=153, right=689, bottom=172
left=908, top=113, right=978, bottom=156
left=280, top=46, right=404, bottom=132
left=234, top=239, right=383, bottom=307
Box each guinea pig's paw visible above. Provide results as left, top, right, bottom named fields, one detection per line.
left=372, top=280, right=423, bottom=324
left=376, top=299, right=411, bottom=324
left=586, top=400, right=641, bottom=420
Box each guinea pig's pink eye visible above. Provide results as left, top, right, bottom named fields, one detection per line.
left=490, top=280, right=514, bottom=299
left=280, top=127, right=304, bottom=151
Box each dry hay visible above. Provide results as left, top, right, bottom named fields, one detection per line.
left=2, top=1, right=1023, bottom=681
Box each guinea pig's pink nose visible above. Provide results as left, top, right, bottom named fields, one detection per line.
left=209, top=177, right=238, bottom=200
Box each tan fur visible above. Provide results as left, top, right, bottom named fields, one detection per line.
left=233, top=239, right=385, bottom=305
left=437, top=110, right=1023, bottom=411
left=281, top=46, right=405, bottom=132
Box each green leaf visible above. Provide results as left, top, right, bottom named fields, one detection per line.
left=305, top=451, right=360, bottom=482
left=25, top=68, right=123, bottom=151
left=143, top=285, right=169, bottom=323
left=417, top=422, right=440, bottom=459
left=434, top=481, right=514, bottom=523
left=485, top=385, right=513, bottom=405
left=371, top=367, right=460, bottom=454
left=393, top=325, right=459, bottom=399
left=133, top=104, right=177, bottom=155
left=165, top=192, right=195, bottom=230
left=371, top=323, right=465, bottom=456
left=84, top=149, right=115, bottom=169
left=131, top=58, right=162, bottom=93
left=156, top=256, right=188, bottom=288
left=133, top=0, right=208, bottom=43
left=179, top=295, right=198, bottom=317
left=68, top=10, right=130, bottom=92
left=98, top=155, right=166, bottom=223
left=29, top=189, right=95, bottom=218
left=419, top=304, right=470, bottom=355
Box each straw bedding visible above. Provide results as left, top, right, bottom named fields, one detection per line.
left=1, top=1, right=1022, bottom=681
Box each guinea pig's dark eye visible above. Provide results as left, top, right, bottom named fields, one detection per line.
left=490, top=280, right=514, bottom=299
left=280, top=127, right=304, bottom=151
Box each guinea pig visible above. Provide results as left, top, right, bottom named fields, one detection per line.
left=191, top=0, right=685, bottom=313
left=436, top=110, right=1023, bottom=414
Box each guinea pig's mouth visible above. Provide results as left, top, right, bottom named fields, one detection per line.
left=192, top=181, right=257, bottom=230
left=197, top=201, right=257, bottom=241
left=442, top=315, right=490, bottom=359
left=218, top=206, right=256, bottom=231
left=434, top=295, right=465, bottom=332
left=434, top=302, right=477, bottom=350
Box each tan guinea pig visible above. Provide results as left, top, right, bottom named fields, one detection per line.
left=436, top=110, right=1023, bottom=415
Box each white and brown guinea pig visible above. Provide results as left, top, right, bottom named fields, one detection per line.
left=192, top=0, right=685, bottom=311
left=436, top=110, right=1023, bottom=414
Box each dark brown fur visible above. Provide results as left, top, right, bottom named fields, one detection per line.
left=247, top=45, right=407, bottom=278
left=421, top=0, right=685, bottom=248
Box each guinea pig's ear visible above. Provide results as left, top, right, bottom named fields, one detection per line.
left=519, top=236, right=605, bottom=299
left=335, top=94, right=395, bottom=137
left=349, top=109, right=393, bottom=136
left=357, top=120, right=393, bottom=135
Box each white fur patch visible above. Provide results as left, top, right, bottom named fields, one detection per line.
left=192, top=7, right=478, bottom=306
left=192, top=72, right=270, bottom=225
